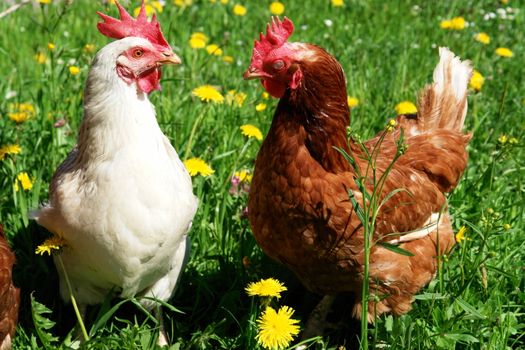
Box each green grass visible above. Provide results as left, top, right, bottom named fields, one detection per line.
left=1, top=0, right=524, bottom=349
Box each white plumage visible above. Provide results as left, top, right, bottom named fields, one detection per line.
left=34, top=37, right=198, bottom=309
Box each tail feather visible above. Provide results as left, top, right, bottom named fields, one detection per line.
left=414, top=47, right=472, bottom=133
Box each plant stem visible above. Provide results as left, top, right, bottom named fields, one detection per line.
left=360, top=217, right=370, bottom=349
left=56, top=255, right=89, bottom=341
left=183, top=108, right=207, bottom=160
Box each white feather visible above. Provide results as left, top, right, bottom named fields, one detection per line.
left=34, top=37, right=198, bottom=307
left=434, top=47, right=471, bottom=101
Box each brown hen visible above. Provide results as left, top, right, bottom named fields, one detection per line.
left=0, top=225, right=20, bottom=350
left=244, top=17, right=472, bottom=322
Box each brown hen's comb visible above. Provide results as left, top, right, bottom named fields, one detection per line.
left=96, top=0, right=171, bottom=51
left=251, top=17, right=294, bottom=66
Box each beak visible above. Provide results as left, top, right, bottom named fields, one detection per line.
left=157, top=51, right=182, bottom=65
left=243, top=66, right=266, bottom=80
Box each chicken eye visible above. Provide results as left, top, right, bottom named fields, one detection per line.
left=132, top=49, right=144, bottom=58
left=272, top=60, right=285, bottom=70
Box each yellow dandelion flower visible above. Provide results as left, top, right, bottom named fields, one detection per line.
left=191, top=32, right=208, bottom=42
left=16, top=172, right=33, bottom=191
left=15, top=103, right=35, bottom=114
left=240, top=124, right=263, bottom=141
left=8, top=103, right=35, bottom=123
left=255, top=103, right=267, bottom=112
left=347, top=96, right=359, bottom=108
left=34, top=52, right=46, bottom=64
left=469, top=70, right=484, bottom=92
left=498, top=134, right=508, bottom=144
left=331, top=0, right=344, bottom=6
left=69, top=66, right=80, bottom=75
left=395, top=101, right=417, bottom=115
left=439, top=20, right=452, bottom=29
left=0, top=144, right=22, bottom=161
left=235, top=92, right=247, bottom=106
left=133, top=4, right=157, bottom=17
left=174, top=0, right=192, bottom=7
left=246, top=278, right=287, bottom=298
left=189, top=32, right=208, bottom=49
left=262, top=92, right=270, bottom=100
left=150, top=1, right=164, bottom=13
left=509, top=137, right=518, bottom=145
left=495, top=47, right=513, bottom=58
left=256, top=306, right=300, bottom=350
left=84, top=43, right=96, bottom=53
left=500, top=0, right=508, bottom=4
left=227, top=90, right=247, bottom=107
left=221, top=0, right=228, bottom=3
left=47, top=42, right=55, bottom=50
left=8, top=112, right=30, bottom=123
left=192, top=85, right=225, bottom=103
left=503, top=223, right=511, bottom=231
left=269, top=2, right=284, bottom=15
left=455, top=226, right=467, bottom=243
left=234, top=170, right=252, bottom=182
left=451, top=16, right=466, bottom=29
left=189, top=37, right=206, bottom=49
left=233, top=4, right=247, bottom=16
left=206, top=44, right=223, bottom=56
left=474, top=32, right=490, bottom=45
left=223, top=55, right=234, bottom=63
left=183, top=158, right=215, bottom=177
left=35, top=236, right=67, bottom=256
left=38, top=0, right=51, bottom=4
left=440, top=16, right=465, bottom=30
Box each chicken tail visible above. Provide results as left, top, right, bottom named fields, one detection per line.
left=410, top=47, right=472, bottom=133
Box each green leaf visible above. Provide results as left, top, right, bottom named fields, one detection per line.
left=334, top=146, right=359, bottom=172
left=384, top=315, right=393, bottom=332
left=140, top=297, right=185, bottom=314
left=377, top=242, right=414, bottom=256
left=348, top=189, right=366, bottom=224
left=455, top=297, right=486, bottom=320
left=443, top=333, right=480, bottom=343
left=378, top=188, right=413, bottom=211
left=414, top=292, right=448, bottom=300
left=89, top=299, right=130, bottom=336
left=31, top=294, right=59, bottom=349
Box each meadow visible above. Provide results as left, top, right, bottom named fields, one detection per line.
left=0, top=0, right=524, bottom=349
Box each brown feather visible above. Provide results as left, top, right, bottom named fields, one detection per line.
left=0, top=225, right=20, bottom=350
left=248, top=45, right=471, bottom=320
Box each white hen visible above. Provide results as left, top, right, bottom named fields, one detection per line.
left=33, top=1, right=197, bottom=335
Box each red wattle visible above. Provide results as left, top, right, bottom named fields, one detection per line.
left=262, top=79, right=286, bottom=98
left=137, top=68, right=162, bottom=94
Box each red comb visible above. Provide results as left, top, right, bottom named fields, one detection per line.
left=251, top=17, right=294, bottom=67
left=96, top=0, right=171, bottom=51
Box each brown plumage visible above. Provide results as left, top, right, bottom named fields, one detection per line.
left=244, top=18, right=472, bottom=321
left=0, top=225, right=20, bottom=350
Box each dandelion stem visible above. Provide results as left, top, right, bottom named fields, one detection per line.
left=183, top=109, right=207, bottom=160
left=56, top=255, right=89, bottom=341
left=222, top=138, right=252, bottom=188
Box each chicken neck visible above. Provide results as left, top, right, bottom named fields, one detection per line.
left=75, top=56, right=163, bottom=166
left=275, top=45, right=353, bottom=172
